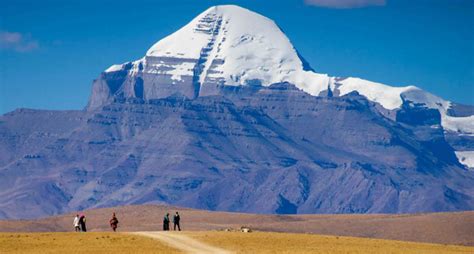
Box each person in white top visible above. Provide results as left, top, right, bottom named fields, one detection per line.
left=73, top=214, right=80, bottom=232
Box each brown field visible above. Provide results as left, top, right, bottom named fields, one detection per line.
left=185, top=231, right=474, bottom=254
left=0, top=205, right=473, bottom=246
left=0, top=232, right=180, bottom=254
left=1, top=231, right=473, bottom=254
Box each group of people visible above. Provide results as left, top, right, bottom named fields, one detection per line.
left=73, top=213, right=118, bottom=232
left=73, top=214, right=87, bottom=232
left=72, top=211, right=181, bottom=232
left=163, top=212, right=181, bottom=231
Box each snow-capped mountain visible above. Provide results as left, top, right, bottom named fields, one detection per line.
left=88, top=5, right=331, bottom=109
left=89, top=5, right=474, bottom=168
left=1, top=5, right=473, bottom=219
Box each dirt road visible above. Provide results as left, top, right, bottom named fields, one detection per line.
left=133, top=231, right=233, bottom=254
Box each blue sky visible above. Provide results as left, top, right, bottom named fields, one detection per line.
left=0, top=0, right=473, bottom=113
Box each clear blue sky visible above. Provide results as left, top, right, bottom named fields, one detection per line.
left=1, top=0, right=473, bottom=113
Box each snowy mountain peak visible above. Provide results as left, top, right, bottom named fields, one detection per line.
left=143, top=5, right=329, bottom=93
left=91, top=5, right=330, bottom=110
left=93, top=5, right=454, bottom=116
left=146, top=5, right=278, bottom=59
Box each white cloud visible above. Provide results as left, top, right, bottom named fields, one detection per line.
left=0, top=31, right=39, bottom=52
left=304, top=0, right=386, bottom=9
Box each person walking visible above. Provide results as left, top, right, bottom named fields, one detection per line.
left=163, top=213, right=170, bottom=231
left=73, top=214, right=80, bottom=232
left=109, top=212, right=119, bottom=232
left=173, top=211, right=181, bottom=231
left=79, top=214, right=87, bottom=232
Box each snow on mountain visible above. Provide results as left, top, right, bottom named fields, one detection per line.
left=456, top=151, right=474, bottom=169
left=335, top=77, right=453, bottom=112
left=442, top=115, right=474, bottom=135
left=336, top=77, right=415, bottom=110
left=105, top=64, right=125, bottom=73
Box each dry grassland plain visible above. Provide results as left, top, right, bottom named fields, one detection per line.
left=185, top=231, right=474, bottom=254
left=0, top=232, right=180, bottom=254
left=1, top=231, right=473, bottom=254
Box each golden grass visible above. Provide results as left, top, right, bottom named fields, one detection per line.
left=184, top=231, right=474, bottom=254
left=2, top=231, right=473, bottom=254
left=0, top=232, right=181, bottom=254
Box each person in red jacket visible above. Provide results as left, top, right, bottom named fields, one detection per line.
left=109, top=212, right=119, bottom=232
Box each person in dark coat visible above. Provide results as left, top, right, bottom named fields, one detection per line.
left=163, top=213, right=170, bottom=231
left=109, top=212, right=119, bottom=232
left=79, top=214, right=87, bottom=232
left=173, top=211, right=181, bottom=231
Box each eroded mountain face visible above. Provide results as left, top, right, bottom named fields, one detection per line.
left=0, top=5, right=473, bottom=219
left=1, top=83, right=473, bottom=219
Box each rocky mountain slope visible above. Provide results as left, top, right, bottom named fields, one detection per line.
left=0, top=5, right=473, bottom=219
